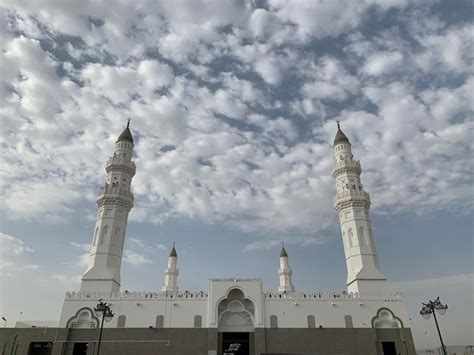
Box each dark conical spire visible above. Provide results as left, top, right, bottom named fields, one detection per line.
left=169, top=242, right=177, bottom=257
left=116, top=119, right=134, bottom=144
left=333, top=121, right=350, bottom=146
left=280, top=241, right=288, bottom=258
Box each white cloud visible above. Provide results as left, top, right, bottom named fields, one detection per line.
left=0, top=0, right=472, bottom=237
left=0, top=233, right=38, bottom=275
left=0, top=233, right=34, bottom=255
left=243, top=236, right=329, bottom=252
left=362, top=51, right=404, bottom=76
left=123, top=250, right=152, bottom=265
left=392, top=273, right=474, bottom=291
left=414, top=24, right=474, bottom=74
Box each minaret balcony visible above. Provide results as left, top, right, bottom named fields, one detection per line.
left=97, top=186, right=134, bottom=208
left=106, top=157, right=136, bottom=175
left=333, top=190, right=370, bottom=208
left=332, top=159, right=361, bottom=177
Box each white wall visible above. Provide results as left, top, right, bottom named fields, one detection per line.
left=60, top=282, right=411, bottom=330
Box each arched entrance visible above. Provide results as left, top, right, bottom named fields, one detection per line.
left=217, top=288, right=255, bottom=355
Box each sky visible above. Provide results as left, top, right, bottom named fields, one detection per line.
left=0, top=0, right=473, bottom=350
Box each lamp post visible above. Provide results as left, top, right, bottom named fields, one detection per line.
left=94, top=300, right=114, bottom=355
left=420, top=297, right=448, bottom=355
left=1, top=317, right=6, bottom=328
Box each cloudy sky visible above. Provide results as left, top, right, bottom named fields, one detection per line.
left=0, top=0, right=473, bottom=349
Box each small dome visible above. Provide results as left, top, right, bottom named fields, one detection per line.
left=116, top=126, right=134, bottom=144
left=333, top=122, right=350, bottom=146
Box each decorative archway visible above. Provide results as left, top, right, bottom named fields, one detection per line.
left=66, top=307, right=99, bottom=329
left=217, top=288, right=255, bottom=332
left=372, top=308, right=403, bottom=329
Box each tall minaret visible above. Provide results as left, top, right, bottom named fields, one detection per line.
left=332, top=122, right=386, bottom=293
left=81, top=122, right=136, bottom=293
left=278, top=242, right=295, bottom=294
left=161, top=242, right=179, bottom=293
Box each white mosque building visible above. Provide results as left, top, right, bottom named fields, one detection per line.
left=2, top=124, right=417, bottom=355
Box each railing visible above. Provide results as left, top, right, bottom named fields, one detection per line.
left=97, top=186, right=134, bottom=201
left=106, top=156, right=136, bottom=174
left=332, top=159, right=361, bottom=172
left=334, top=190, right=370, bottom=205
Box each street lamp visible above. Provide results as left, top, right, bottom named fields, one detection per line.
left=94, top=300, right=114, bottom=355
left=420, top=297, right=448, bottom=355
left=1, top=317, right=6, bottom=328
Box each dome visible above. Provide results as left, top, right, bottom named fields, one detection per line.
left=116, top=126, right=134, bottom=144
left=333, top=122, right=350, bottom=146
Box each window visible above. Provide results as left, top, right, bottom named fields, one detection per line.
left=155, top=315, right=164, bottom=328
left=348, top=228, right=353, bottom=247
left=117, top=315, right=126, bottom=328
left=100, top=226, right=108, bottom=245
left=359, top=227, right=369, bottom=246
left=270, top=315, right=278, bottom=328
left=307, top=315, right=316, bottom=328
left=344, top=315, right=353, bottom=328
left=194, top=315, right=202, bottom=328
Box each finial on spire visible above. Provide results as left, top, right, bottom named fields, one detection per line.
left=127, top=118, right=131, bottom=128
left=173, top=241, right=175, bottom=248
left=336, top=120, right=340, bottom=130
left=280, top=242, right=288, bottom=257
left=169, top=242, right=177, bottom=257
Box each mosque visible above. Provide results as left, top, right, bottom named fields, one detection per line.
left=0, top=124, right=417, bottom=355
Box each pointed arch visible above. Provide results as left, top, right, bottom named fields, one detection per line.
left=359, top=227, right=369, bottom=246
left=100, top=225, right=108, bottom=245
left=348, top=228, right=354, bottom=247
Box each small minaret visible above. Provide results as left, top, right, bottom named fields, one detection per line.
left=278, top=242, right=295, bottom=294
left=162, top=242, right=179, bottom=293
left=81, top=122, right=136, bottom=293
left=332, top=122, right=386, bottom=293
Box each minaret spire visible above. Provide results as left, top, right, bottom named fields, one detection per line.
left=162, top=242, right=179, bottom=293
left=278, top=241, right=294, bottom=294
left=332, top=126, right=386, bottom=293
left=81, top=125, right=136, bottom=293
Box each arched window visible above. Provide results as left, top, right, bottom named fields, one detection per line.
left=100, top=226, right=108, bottom=245
left=307, top=315, right=316, bottom=328
left=348, top=229, right=354, bottom=247
left=270, top=315, right=278, bottom=328
left=359, top=227, right=369, bottom=245
left=113, top=227, right=120, bottom=245
left=117, top=315, right=126, bottom=328
left=194, top=315, right=202, bottom=328
left=344, top=315, right=353, bottom=328
left=155, top=315, right=164, bottom=328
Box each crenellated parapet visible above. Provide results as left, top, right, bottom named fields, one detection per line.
left=65, top=290, right=209, bottom=300
left=264, top=291, right=404, bottom=301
